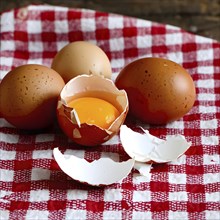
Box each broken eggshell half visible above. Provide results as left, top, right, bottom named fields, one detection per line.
left=120, top=125, right=191, bottom=163
left=57, top=75, right=128, bottom=146
left=53, top=148, right=135, bottom=186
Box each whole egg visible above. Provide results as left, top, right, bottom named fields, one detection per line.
left=51, top=41, right=112, bottom=83
left=0, top=64, right=65, bottom=129
left=115, top=57, right=196, bottom=124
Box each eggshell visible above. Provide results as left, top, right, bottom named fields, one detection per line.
left=120, top=125, right=191, bottom=163
left=115, top=57, right=196, bottom=124
left=57, top=75, right=128, bottom=146
left=0, top=64, right=65, bottom=129
left=51, top=41, right=112, bottom=83
left=53, top=148, right=135, bottom=186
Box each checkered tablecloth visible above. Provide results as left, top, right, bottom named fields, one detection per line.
left=0, top=4, right=220, bottom=220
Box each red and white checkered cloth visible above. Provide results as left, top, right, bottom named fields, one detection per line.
left=0, top=4, right=220, bottom=220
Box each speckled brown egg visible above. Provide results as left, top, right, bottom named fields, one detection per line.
left=115, top=57, right=196, bottom=124
left=0, top=64, right=65, bottom=130
left=51, top=41, right=112, bottom=83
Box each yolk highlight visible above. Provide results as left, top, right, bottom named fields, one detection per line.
left=68, top=97, right=120, bottom=129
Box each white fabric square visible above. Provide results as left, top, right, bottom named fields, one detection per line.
left=133, top=190, right=151, bottom=202
left=166, top=120, right=184, bottom=129
left=104, top=189, right=122, bottom=202
left=0, top=57, right=13, bottom=71
left=167, top=52, right=183, bottom=64
left=108, top=16, right=123, bottom=29
left=169, top=191, right=188, bottom=201
left=195, top=35, right=213, bottom=44
left=67, top=189, right=88, bottom=200
left=32, top=150, right=52, bottom=159
left=26, top=210, right=49, bottom=219
left=197, top=49, right=213, bottom=61
left=203, top=154, right=219, bottom=165
left=200, top=119, right=218, bottom=129
left=0, top=149, right=16, bottom=160
left=110, top=37, right=124, bottom=51
left=0, top=169, right=14, bottom=182
left=27, top=58, right=43, bottom=65
left=196, top=79, right=214, bottom=88
left=198, top=93, right=215, bottom=101
left=136, top=19, right=152, bottom=28
left=137, top=35, right=152, bottom=48
left=205, top=192, right=220, bottom=202
left=81, top=18, right=96, bottom=32
left=65, top=209, right=87, bottom=220
left=205, top=211, right=220, bottom=220
left=166, top=33, right=183, bottom=45
left=102, top=135, right=120, bottom=145
left=103, top=211, right=122, bottom=220
left=0, top=133, right=19, bottom=144
left=27, top=20, right=42, bottom=33
left=0, top=119, right=15, bottom=128
left=28, top=41, right=43, bottom=52
left=132, top=211, right=152, bottom=220
left=64, top=149, right=85, bottom=159
left=0, top=11, right=14, bottom=32
left=1, top=40, right=15, bottom=51
left=197, top=66, right=214, bottom=74
left=56, top=41, right=68, bottom=51
left=199, top=105, right=216, bottom=114
left=35, top=134, right=55, bottom=142
left=55, top=20, right=69, bottom=33
left=0, top=210, right=10, bottom=220
left=169, top=173, right=186, bottom=184
left=203, top=173, right=220, bottom=184
left=30, top=189, right=50, bottom=202
left=31, top=168, right=50, bottom=181
left=201, top=136, right=219, bottom=146
left=169, top=211, right=188, bottom=220
left=111, top=58, right=125, bottom=69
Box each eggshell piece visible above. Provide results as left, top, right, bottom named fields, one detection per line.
left=115, top=57, right=196, bottom=124
left=57, top=75, right=128, bottom=146
left=134, top=162, right=152, bottom=177
left=0, top=64, right=65, bottom=130
left=53, top=148, right=135, bottom=186
left=51, top=41, right=112, bottom=83
left=120, top=125, right=191, bottom=163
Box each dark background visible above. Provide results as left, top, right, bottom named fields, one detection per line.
left=1, top=0, right=220, bottom=41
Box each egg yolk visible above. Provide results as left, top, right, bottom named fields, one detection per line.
left=67, top=97, right=120, bottom=129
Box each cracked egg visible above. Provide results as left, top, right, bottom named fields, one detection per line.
left=57, top=75, right=128, bottom=146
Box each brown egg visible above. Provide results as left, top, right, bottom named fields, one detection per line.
left=0, top=64, right=65, bottom=130
left=51, top=41, right=112, bottom=83
left=115, top=57, right=196, bottom=124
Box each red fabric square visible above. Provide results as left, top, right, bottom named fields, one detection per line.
left=14, top=31, right=28, bottom=41
left=41, top=11, right=55, bottom=21
left=41, top=32, right=57, bottom=42
left=95, top=29, right=110, bottom=40
left=151, top=26, right=166, bottom=35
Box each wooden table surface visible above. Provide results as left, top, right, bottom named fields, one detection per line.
left=1, top=0, right=220, bottom=42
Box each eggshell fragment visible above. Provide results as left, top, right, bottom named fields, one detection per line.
left=120, top=125, right=191, bottom=163
left=57, top=75, right=128, bottom=146
left=53, top=148, right=135, bottom=186
left=134, top=162, right=152, bottom=177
